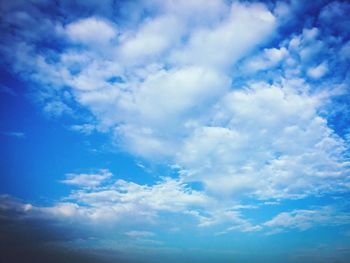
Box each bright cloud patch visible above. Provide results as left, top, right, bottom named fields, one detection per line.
left=65, top=17, right=117, bottom=46
left=177, top=82, right=349, bottom=198
left=264, top=206, right=350, bottom=232
left=61, top=169, right=112, bottom=187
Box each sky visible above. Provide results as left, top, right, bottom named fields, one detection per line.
left=0, top=0, right=350, bottom=262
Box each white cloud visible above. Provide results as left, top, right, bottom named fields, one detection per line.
left=279, top=27, right=326, bottom=79
left=70, top=124, right=97, bottom=135
left=44, top=176, right=210, bottom=223
left=113, top=66, right=230, bottom=158
left=43, top=202, right=82, bottom=218
left=186, top=208, right=261, bottom=234
left=217, top=224, right=262, bottom=235
left=118, top=15, right=184, bottom=64
left=1, top=1, right=278, bottom=162
left=169, top=2, right=275, bottom=69
left=30, top=172, right=260, bottom=233
left=242, top=47, right=288, bottom=72
left=65, top=17, right=117, bottom=46
left=176, top=81, right=349, bottom=198
left=61, top=169, right=112, bottom=188
left=264, top=206, right=350, bottom=232
left=307, top=62, right=328, bottom=79
left=43, top=100, right=73, bottom=117
left=302, top=27, right=319, bottom=42
left=76, top=177, right=208, bottom=212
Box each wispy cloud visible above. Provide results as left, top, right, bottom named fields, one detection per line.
left=61, top=169, right=112, bottom=188
left=2, top=131, right=26, bottom=139
left=264, top=206, right=350, bottom=233
left=0, top=84, right=16, bottom=96
left=125, top=231, right=155, bottom=238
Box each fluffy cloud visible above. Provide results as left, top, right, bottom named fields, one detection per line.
left=64, top=17, right=117, bottom=46
left=242, top=47, right=288, bottom=72
left=176, top=81, right=349, bottom=198
left=307, top=62, right=328, bottom=79
left=118, top=15, right=184, bottom=64
left=168, top=2, right=275, bottom=69
left=30, top=1, right=276, bottom=164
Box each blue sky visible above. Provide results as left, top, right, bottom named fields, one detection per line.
left=1, top=0, right=350, bottom=262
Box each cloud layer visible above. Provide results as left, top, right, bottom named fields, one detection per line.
left=1, top=1, right=350, bottom=260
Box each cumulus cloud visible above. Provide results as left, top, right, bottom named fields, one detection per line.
left=307, top=62, right=328, bottom=79
left=1, top=1, right=276, bottom=160
left=168, top=2, right=275, bottom=69
left=242, top=47, right=288, bottom=72
left=118, top=15, right=184, bottom=64
left=176, top=81, right=349, bottom=198
left=65, top=17, right=117, bottom=46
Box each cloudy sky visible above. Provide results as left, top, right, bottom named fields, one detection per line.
left=1, top=0, right=350, bottom=262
